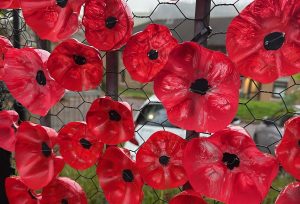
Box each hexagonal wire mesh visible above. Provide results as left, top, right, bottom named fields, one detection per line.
left=0, top=0, right=299, bottom=203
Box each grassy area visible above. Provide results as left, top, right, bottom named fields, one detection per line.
left=119, top=87, right=153, bottom=99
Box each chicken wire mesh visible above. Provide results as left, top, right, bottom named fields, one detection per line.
left=0, top=0, right=299, bottom=203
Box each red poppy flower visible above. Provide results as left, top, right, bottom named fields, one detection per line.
left=83, top=0, right=134, bottom=51
left=275, top=182, right=300, bottom=204
left=169, top=190, right=207, bottom=204
left=184, top=126, right=279, bottom=204
left=0, top=0, right=20, bottom=8
left=97, top=146, right=144, bottom=204
left=136, top=131, right=188, bottom=190
left=3, top=48, right=65, bottom=116
left=40, top=177, right=87, bottom=204
left=226, top=0, right=300, bottom=83
left=122, top=24, right=178, bottom=83
left=15, top=122, right=65, bottom=190
left=275, top=116, right=300, bottom=180
left=5, top=177, right=41, bottom=204
left=20, top=0, right=85, bottom=42
left=86, top=97, right=134, bottom=145
left=47, top=39, right=103, bottom=91
left=0, top=110, right=18, bottom=152
left=153, top=42, right=240, bottom=133
left=0, top=36, right=13, bottom=80
left=58, top=121, right=103, bottom=170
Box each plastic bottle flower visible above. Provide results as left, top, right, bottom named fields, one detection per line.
left=136, top=131, right=187, bottom=190
left=15, top=122, right=65, bottom=190
left=3, top=48, right=65, bottom=116
left=275, top=182, right=300, bottom=204
left=0, top=0, right=20, bottom=8
left=97, top=147, right=144, bottom=204
left=123, top=24, right=178, bottom=83
left=169, top=190, right=207, bottom=204
left=154, top=42, right=240, bottom=133
left=0, top=110, right=19, bottom=152
left=58, top=121, right=104, bottom=170
left=40, top=177, right=88, bottom=204
left=20, top=0, right=85, bottom=42
left=86, top=97, right=134, bottom=145
left=47, top=39, right=103, bottom=91
left=183, top=127, right=279, bottom=204
left=5, top=177, right=41, bottom=204
left=83, top=0, right=134, bottom=51
left=0, top=36, right=13, bottom=80
left=226, top=0, right=300, bottom=83
left=275, top=116, right=300, bottom=180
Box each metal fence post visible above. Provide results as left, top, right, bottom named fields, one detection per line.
left=105, top=51, right=119, bottom=101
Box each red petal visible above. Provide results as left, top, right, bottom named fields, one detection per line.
left=40, top=177, right=87, bottom=204
left=3, top=48, right=65, bottom=116
left=86, top=97, right=134, bottom=145
left=97, top=147, right=144, bottom=204
left=275, top=182, right=300, bottom=204
left=169, top=190, right=207, bottom=204
left=0, top=35, right=13, bottom=80
left=0, top=110, right=19, bottom=152
left=0, top=0, right=20, bottom=8
left=136, top=131, right=187, bottom=189
left=47, top=39, right=103, bottom=91
left=58, top=121, right=103, bottom=170
left=123, top=24, right=178, bottom=83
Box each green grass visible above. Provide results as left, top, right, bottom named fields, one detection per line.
left=119, top=87, right=153, bottom=99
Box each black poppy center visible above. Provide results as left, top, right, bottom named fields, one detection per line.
left=159, top=155, right=170, bottom=166
left=109, top=110, right=121, bottom=121
left=298, top=140, right=300, bottom=147
left=147, top=49, right=159, bottom=60
left=56, top=0, right=68, bottom=8
left=222, top=152, right=240, bottom=170
left=190, top=78, right=210, bottom=95
left=122, top=169, right=134, bottom=182
left=61, top=199, right=68, bottom=204
left=106, top=16, right=118, bottom=29
left=79, top=138, right=92, bottom=149
left=73, top=55, right=87, bottom=65
left=41, top=142, right=52, bottom=158
left=264, top=32, right=285, bottom=51
left=36, top=70, right=47, bottom=86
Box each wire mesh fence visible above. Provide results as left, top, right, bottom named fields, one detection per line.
left=0, top=0, right=299, bottom=203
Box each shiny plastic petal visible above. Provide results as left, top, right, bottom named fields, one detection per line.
left=184, top=126, right=278, bottom=204
left=21, top=0, right=85, bottom=42
left=0, top=35, right=13, bottom=79
left=40, top=177, right=87, bottom=204
left=275, top=116, right=300, bottom=180
left=58, top=121, right=103, bottom=170
left=123, top=24, right=178, bottom=83
left=169, top=190, right=207, bottom=204
left=0, top=0, right=20, bottom=8
left=226, top=0, right=300, bottom=83
left=86, top=97, right=134, bottom=145
left=275, top=182, right=300, bottom=204
left=97, top=147, right=144, bottom=204
left=136, top=131, right=187, bottom=190
left=0, top=110, right=18, bottom=152
left=47, top=38, right=103, bottom=91
left=83, top=0, right=133, bottom=51
left=3, top=48, right=65, bottom=116
left=154, top=42, right=240, bottom=133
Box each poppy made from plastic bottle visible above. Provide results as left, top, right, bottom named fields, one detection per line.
left=97, top=147, right=144, bottom=204
left=5, top=177, right=41, bottom=204
left=86, top=97, right=134, bottom=145
left=58, top=121, right=104, bottom=170
left=40, top=177, right=88, bottom=204
left=183, top=127, right=279, bottom=204
left=83, top=0, right=134, bottom=51
left=0, top=0, right=20, bottom=8
left=275, top=182, right=300, bottom=204
left=136, top=131, right=188, bottom=190
left=226, top=0, right=300, bottom=83
left=169, top=190, right=207, bottom=204
left=122, top=24, right=178, bottom=83
left=3, top=48, right=65, bottom=116
left=15, top=122, right=65, bottom=190
left=153, top=42, right=240, bottom=133
left=47, top=39, right=103, bottom=91
left=0, top=110, right=18, bottom=152
left=275, top=116, right=300, bottom=180
left=0, top=35, right=13, bottom=79
left=20, top=0, right=85, bottom=42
